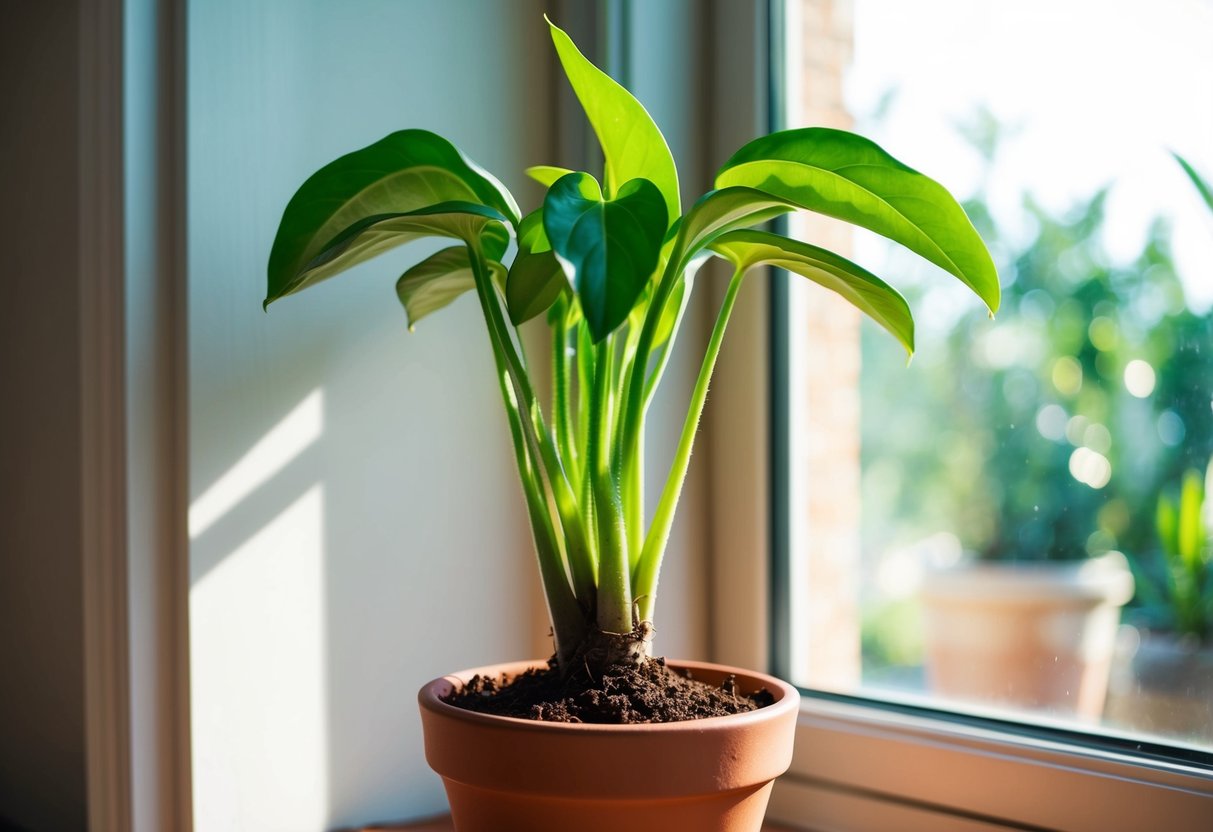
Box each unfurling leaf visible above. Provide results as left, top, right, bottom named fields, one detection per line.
left=547, top=17, right=680, bottom=224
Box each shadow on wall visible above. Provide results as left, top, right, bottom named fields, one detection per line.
left=186, top=1, right=549, bottom=829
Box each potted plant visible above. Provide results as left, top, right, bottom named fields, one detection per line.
left=265, top=18, right=997, bottom=831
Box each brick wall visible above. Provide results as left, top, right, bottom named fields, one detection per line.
left=788, top=0, right=862, bottom=688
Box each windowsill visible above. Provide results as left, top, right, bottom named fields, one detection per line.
left=361, top=816, right=804, bottom=831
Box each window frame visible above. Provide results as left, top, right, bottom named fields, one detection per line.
left=717, top=1, right=1213, bottom=829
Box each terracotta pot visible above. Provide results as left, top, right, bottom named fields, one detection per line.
left=417, top=659, right=800, bottom=832
left=920, top=551, right=1134, bottom=719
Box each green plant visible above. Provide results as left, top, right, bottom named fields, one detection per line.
left=1153, top=462, right=1213, bottom=641
left=265, top=18, right=998, bottom=674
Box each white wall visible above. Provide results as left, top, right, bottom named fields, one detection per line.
left=187, top=2, right=711, bottom=829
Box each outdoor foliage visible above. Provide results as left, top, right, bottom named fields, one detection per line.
left=265, top=18, right=997, bottom=673
left=862, top=122, right=1213, bottom=567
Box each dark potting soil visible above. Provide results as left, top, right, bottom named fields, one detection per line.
left=443, top=656, right=775, bottom=724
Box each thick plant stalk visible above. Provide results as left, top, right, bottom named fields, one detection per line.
left=634, top=265, right=746, bottom=620
left=589, top=338, right=632, bottom=635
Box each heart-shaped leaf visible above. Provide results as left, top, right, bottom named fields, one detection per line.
left=712, top=229, right=915, bottom=356
left=268, top=202, right=509, bottom=307
left=716, top=128, right=999, bottom=315
left=396, top=246, right=507, bottom=330
left=547, top=17, right=680, bottom=225
left=543, top=172, right=667, bottom=341
left=267, top=129, right=519, bottom=306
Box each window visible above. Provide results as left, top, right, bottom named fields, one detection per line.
left=768, top=0, right=1213, bottom=827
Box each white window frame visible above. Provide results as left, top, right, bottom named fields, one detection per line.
left=700, top=2, right=1213, bottom=830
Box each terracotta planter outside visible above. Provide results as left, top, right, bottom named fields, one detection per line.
left=418, top=659, right=800, bottom=832
left=920, top=551, right=1134, bottom=719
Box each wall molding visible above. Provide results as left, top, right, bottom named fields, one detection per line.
left=79, top=0, right=134, bottom=828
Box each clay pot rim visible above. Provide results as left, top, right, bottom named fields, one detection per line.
left=921, top=551, right=1134, bottom=605
left=418, top=657, right=801, bottom=734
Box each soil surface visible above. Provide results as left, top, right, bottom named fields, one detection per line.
left=443, top=656, right=775, bottom=724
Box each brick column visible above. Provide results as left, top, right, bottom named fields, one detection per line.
left=787, top=0, right=862, bottom=689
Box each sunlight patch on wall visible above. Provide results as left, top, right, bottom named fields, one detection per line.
left=191, top=485, right=329, bottom=831
left=189, top=389, right=324, bottom=539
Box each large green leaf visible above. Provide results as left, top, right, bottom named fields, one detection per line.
left=543, top=172, right=667, bottom=341
left=546, top=17, right=680, bottom=224
left=266, top=129, right=519, bottom=306
left=267, top=202, right=508, bottom=306
left=712, top=229, right=915, bottom=356
left=395, top=246, right=507, bottom=330
left=716, top=128, right=999, bottom=315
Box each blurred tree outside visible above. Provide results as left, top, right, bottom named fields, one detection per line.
left=858, top=113, right=1213, bottom=671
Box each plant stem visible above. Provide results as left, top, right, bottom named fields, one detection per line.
left=614, top=320, right=644, bottom=566
left=617, top=255, right=684, bottom=570
left=467, top=246, right=585, bottom=662
left=633, top=264, right=746, bottom=620
left=466, top=243, right=597, bottom=610
left=589, top=337, right=632, bottom=633
left=552, top=298, right=578, bottom=495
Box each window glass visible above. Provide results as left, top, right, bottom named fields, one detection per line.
left=785, top=0, right=1213, bottom=750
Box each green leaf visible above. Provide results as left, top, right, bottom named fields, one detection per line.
left=267, top=129, right=519, bottom=306
left=712, top=229, right=915, bottom=355
left=518, top=207, right=550, bottom=253
left=543, top=172, right=667, bottom=342
left=1175, top=153, right=1213, bottom=214
left=395, top=246, right=507, bottom=330
left=526, top=165, right=576, bottom=188
left=670, top=186, right=798, bottom=267
left=268, top=201, right=508, bottom=307
left=507, top=247, right=567, bottom=325
left=716, top=128, right=999, bottom=315
left=546, top=16, right=680, bottom=224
